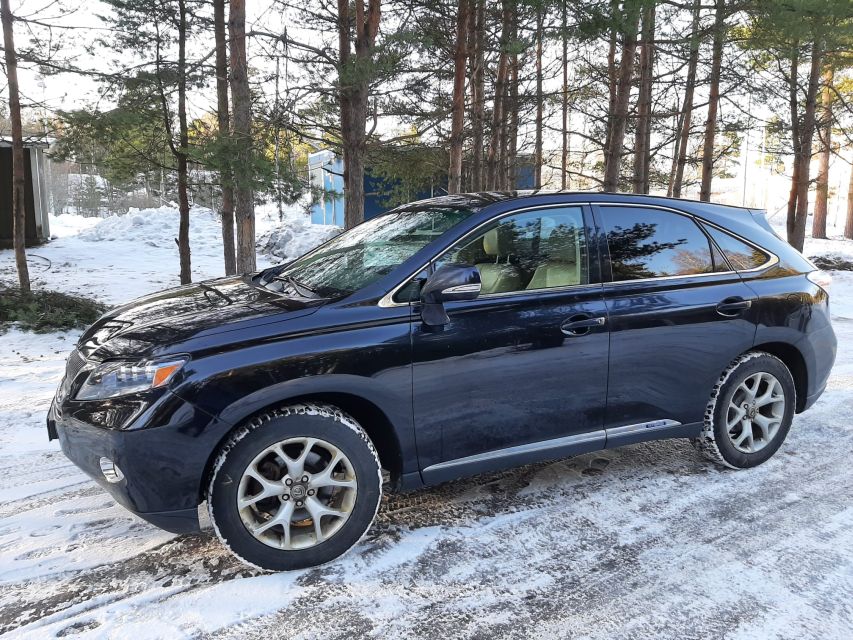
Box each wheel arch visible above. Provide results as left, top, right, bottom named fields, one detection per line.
left=199, top=383, right=411, bottom=502
left=750, top=342, right=808, bottom=412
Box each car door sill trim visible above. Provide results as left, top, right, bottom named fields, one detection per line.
left=605, top=419, right=682, bottom=437
left=423, top=430, right=606, bottom=475
left=423, top=418, right=685, bottom=477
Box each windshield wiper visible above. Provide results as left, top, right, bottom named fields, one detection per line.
left=258, top=264, right=287, bottom=286
left=274, top=275, right=322, bottom=299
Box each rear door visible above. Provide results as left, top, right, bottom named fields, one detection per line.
left=594, top=204, right=759, bottom=445
left=410, top=205, right=610, bottom=482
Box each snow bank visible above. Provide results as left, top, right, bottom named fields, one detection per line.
left=78, top=205, right=224, bottom=249
left=257, top=218, right=340, bottom=262
left=48, top=213, right=101, bottom=239
left=254, top=200, right=342, bottom=262
left=75, top=204, right=340, bottom=264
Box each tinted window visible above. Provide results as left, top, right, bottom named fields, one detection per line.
left=704, top=225, right=770, bottom=271
left=600, top=207, right=717, bottom=281
left=437, top=207, right=588, bottom=294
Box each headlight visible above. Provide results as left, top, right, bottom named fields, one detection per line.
left=75, top=357, right=188, bottom=400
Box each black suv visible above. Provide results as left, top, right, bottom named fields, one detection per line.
left=49, top=193, right=836, bottom=571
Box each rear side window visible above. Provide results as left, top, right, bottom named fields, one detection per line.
left=703, top=225, right=770, bottom=271
left=599, top=206, right=720, bottom=281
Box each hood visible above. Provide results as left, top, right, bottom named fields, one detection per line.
left=77, top=275, right=321, bottom=360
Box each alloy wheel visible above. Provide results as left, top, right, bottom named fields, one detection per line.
left=237, top=437, right=358, bottom=550
left=725, top=372, right=786, bottom=454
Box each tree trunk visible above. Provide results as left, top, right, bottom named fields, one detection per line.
left=1, top=0, right=30, bottom=292
left=786, top=45, right=802, bottom=242
left=468, top=0, right=485, bottom=191
left=671, top=0, right=701, bottom=198
left=176, top=0, right=191, bottom=285
left=214, top=0, right=236, bottom=275
left=486, top=0, right=511, bottom=190
left=845, top=160, right=853, bottom=240
left=448, top=0, right=469, bottom=194
left=603, top=3, right=640, bottom=192
left=534, top=8, right=543, bottom=189
left=338, top=0, right=380, bottom=229
left=632, top=2, right=655, bottom=194
left=699, top=0, right=725, bottom=202
left=561, top=2, right=569, bottom=189
left=229, top=0, right=256, bottom=271
left=603, top=0, right=618, bottom=167
left=506, top=29, right=519, bottom=191
left=790, top=42, right=823, bottom=252
left=667, top=105, right=684, bottom=196
left=812, top=64, right=833, bottom=239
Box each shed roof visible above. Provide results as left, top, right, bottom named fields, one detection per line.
left=0, top=135, right=52, bottom=148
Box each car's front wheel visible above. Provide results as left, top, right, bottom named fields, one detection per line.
left=208, top=403, right=382, bottom=571
left=693, top=351, right=796, bottom=469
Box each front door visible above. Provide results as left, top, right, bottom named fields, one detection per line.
left=410, top=205, right=610, bottom=483
left=594, top=204, right=760, bottom=446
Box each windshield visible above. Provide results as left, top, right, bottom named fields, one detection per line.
left=261, top=206, right=476, bottom=298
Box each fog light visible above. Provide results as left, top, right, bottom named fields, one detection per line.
left=99, top=457, right=125, bottom=483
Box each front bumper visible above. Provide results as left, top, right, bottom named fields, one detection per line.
left=48, top=392, right=230, bottom=534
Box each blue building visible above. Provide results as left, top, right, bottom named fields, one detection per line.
left=308, top=148, right=534, bottom=226
left=308, top=150, right=344, bottom=226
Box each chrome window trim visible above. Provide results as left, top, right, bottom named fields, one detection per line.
left=477, top=281, right=602, bottom=299
left=697, top=217, right=778, bottom=273
left=591, top=202, right=779, bottom=279
left=377, top=200, right=780, bottom=308
left=378, top=202, right=591, bottom=308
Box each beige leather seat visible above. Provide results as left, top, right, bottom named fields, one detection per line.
left=477, top=227, right=522, bottom=294
left=526, top=227, right=581, bottom=290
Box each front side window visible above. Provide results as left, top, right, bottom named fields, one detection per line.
left=600, top=206, right=722, bottom=281
left=436, top=207, right=588, bottom=295
left=703, top=224, right=770, bottom=271
left=264, top=206, right=476, bottom=298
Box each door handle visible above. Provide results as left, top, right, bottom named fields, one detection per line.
left=716, top=297, right=752, bottom=316
left=560, top=315, right=606, bottom=336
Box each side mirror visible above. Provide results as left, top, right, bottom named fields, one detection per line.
left=420, top=264, right=481, bottom=326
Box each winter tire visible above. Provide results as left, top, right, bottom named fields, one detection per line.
left=693, top=351, right=796, bottom=469
left=208, top=403, right=382, bottom=571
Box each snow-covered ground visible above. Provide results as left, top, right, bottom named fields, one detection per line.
left=1, top=207, right=852, bottom=638
left=8, top=204, right=337, bottom=305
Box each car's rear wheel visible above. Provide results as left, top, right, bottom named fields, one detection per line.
left=208, top=403, right=382, bottom=571
left=693, top=351, right=796, bottom=469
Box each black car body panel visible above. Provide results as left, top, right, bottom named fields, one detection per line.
left=49, top=192, right=837, bottom=533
